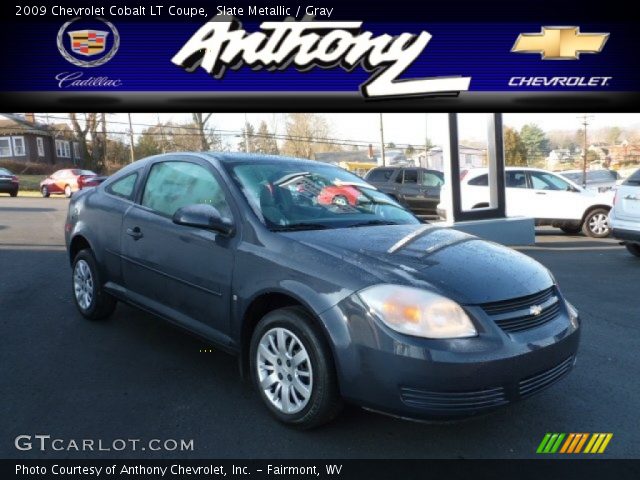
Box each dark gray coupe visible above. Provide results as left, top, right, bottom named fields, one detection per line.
left=65, top=153, right=581, bottom=428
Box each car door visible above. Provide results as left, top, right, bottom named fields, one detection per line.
left=397, top=169, right=422, bottom=211
left=527, top=171, right=582, bottom=220
left=121, top=158, right=238, bottom=338
left=504, top=170, right=532, bottom=217
left=415, top=169, right=444, bottom=215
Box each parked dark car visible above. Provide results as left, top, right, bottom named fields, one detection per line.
left=559, top=169, right=620, bottom=193
left=41, top=169, right=106, bottom=198
left=0, top=167, right=19, bottom=196
left=364, top=166, right=444, bottom=217
left=65, top=153, right=580, bottom=428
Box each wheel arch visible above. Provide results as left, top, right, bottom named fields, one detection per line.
left=68, top=233, right=94, bottom=265
left=581, top=204, right=612, bottom=223
left=237, top=289, right=336, bottom=379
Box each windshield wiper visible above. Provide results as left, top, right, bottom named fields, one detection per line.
left=270, top=223, right=329, bottom=232
left=349, top=220, right=399, bottom=228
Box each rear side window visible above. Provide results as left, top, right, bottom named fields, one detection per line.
left=467, top=174, right=488, bottom=186
left=421, top=171, right=444, bottom=187
left=142, top=161, right=232, bottom=218
left=106, top=172, right=138, bottom=200
left=366, top=168, right=394, bottom=182
left=402, top=170, right=418, bottom=184
left=506, top=171, right=527, bottom=189
left=624, top=169, right=640, bottom=185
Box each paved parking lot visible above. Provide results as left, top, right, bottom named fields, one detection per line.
left=1, top=197, right=638, bottom=459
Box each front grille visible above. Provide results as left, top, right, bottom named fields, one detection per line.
left=400, top=386, right=508, bottom=413
left=480, top=287, right=561, bottom=333
left=519, top=356, right=575, bottom=398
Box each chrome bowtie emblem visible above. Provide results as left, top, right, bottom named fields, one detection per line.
left=529, top=305, right=543, bottom=316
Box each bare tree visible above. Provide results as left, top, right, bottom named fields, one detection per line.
left=281, top=113, right=338, bottom=159
left=69, top=113, right=106, bottom=171
left=192, top=113, right=213, bottom=151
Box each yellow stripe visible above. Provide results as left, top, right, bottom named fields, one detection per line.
left=597, top=434, right=613, bottom=453
left=584, top=434, right=597, bottom=453
left=574, top=434, right=589, bottom=453
left=560, top=433, right=575, bottom=453
left=567, top=434, right=582, bottom=453
left=589, top=434, right=606, bottom=453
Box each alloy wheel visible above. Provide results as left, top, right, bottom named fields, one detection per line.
left=588, top=213, right=609, bottom=236
left=73, top=259, right=94, bottom=310
left=256, top=327, right=313, bottom=415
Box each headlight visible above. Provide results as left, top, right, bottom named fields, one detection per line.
left=358, top=284, right=477, bottom=339
left=565, top=300, right=579, bottom=328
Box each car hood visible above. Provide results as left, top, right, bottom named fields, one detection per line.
left=281, top=224, right=553, bottom=305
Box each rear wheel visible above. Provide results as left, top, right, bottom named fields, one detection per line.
left=72, top=249, right=117, bottom=320
left=332, top=195, right=349, bottom=206
left=64, top=185, right=72, bottom=198
left=582, top=208, right=610, bottom=238
left=250, top=306, right=342, bottom=429
left=41, top=186, right=50, bottom=198
left=626, top=243, right=640, bottom=257
left=10, top=189, right=18, bottom=197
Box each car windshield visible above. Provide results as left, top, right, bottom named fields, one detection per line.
left=227, top=160, right=420, bottom=230
left=0, top=168, right=11, bottom=175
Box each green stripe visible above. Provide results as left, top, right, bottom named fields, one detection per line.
left=544, top=434, right=559, bottom=453
left=550, top=433, right=566, bottom=453
left=537, top=433, right=552, bottom=453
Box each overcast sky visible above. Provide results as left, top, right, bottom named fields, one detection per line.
left=30, top=113, right=640, bottom=148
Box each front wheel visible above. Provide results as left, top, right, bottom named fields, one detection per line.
left=64, top=185, right=72, bottom=198
left=41, top=186, right=50, bottom=198
left=250, top=307, right=342, bottom=429
left=72, top=249, right=117, bottom=320
left=582, top=208, right=611, bottom=238
left=626, top=243, right=640, bottom=258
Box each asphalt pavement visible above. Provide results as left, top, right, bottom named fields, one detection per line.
left=1, top=197, right=638, bottom=459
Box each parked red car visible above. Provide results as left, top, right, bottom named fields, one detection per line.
left=317, top=185, right=362, bottom=206
left=40, top=169, right=105, bottom=198
left=0, top=167, right=19, bottom=197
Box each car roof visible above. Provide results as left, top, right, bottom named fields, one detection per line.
left=203, top=152, right=322, bottom=166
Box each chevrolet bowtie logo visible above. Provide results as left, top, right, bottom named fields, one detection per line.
left=512, top=27, right=609, bottom=60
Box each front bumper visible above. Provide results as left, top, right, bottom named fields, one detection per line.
left=320, top=293, right=581, bottom=419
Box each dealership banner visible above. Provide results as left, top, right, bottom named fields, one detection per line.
left=0, top=0, right=638, bottom=110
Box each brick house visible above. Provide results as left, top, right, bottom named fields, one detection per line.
left=0, top=114, right=82, bottom=165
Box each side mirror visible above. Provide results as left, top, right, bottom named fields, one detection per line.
left=173, top=204, right=234, bottom=236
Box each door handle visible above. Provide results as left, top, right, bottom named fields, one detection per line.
left=126, top=227, right=143, bottom=240
left=536, top=192, right=547, bottom=195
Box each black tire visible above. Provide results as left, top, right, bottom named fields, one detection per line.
left=71, top=249, right=117, bottom=320
left=64, top=185, right=72, bottom=198
left=626, top=243, right=640, bottom=258
left=582, top=208, right=611, bottom=238
left=332, top=195, right=349, bottom=206
left=560, top=225, right=582, bottom=235
left=250, top=306, right=342, bottom=429
left=41, top=186, right=50, bottom=198
left=10, top=190, right=18, bottom=197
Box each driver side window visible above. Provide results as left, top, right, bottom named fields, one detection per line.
left=529, top=172, right=570, bottom=191
left=142, top=161, right=232, bottom=218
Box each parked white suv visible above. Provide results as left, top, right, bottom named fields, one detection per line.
left=438, top=167, right=614, bottom=237
left=610, top=168, right=640, bottom=257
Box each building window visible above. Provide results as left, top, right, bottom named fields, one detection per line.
left=37, top=137, right=45, bottom=157
left=55, top=139, right=71, bottom=158
left=73, top=142, right=81, bottom=159
left=0, top=137, right=11, bottom=157
left=12, top=136, right=26, bottom=156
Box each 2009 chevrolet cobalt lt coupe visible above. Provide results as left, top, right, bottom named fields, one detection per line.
left=65, top=153, right=581, bottom=428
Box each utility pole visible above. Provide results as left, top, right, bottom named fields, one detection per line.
left=244, top=113, right=250, bottom=153
left=424, top=113, right=429, bottom=168
left=157, top=114, right=166, bottom=154
left=379, top=113, right=386, bottom=166
left=127, top=113, right=135, bottom=163
left=578, top=114, right=593, bottom=188
left=101, top=113, right=107, bottom=170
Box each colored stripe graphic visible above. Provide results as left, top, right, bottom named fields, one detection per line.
left=538, top=433, right=613, bottom=454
